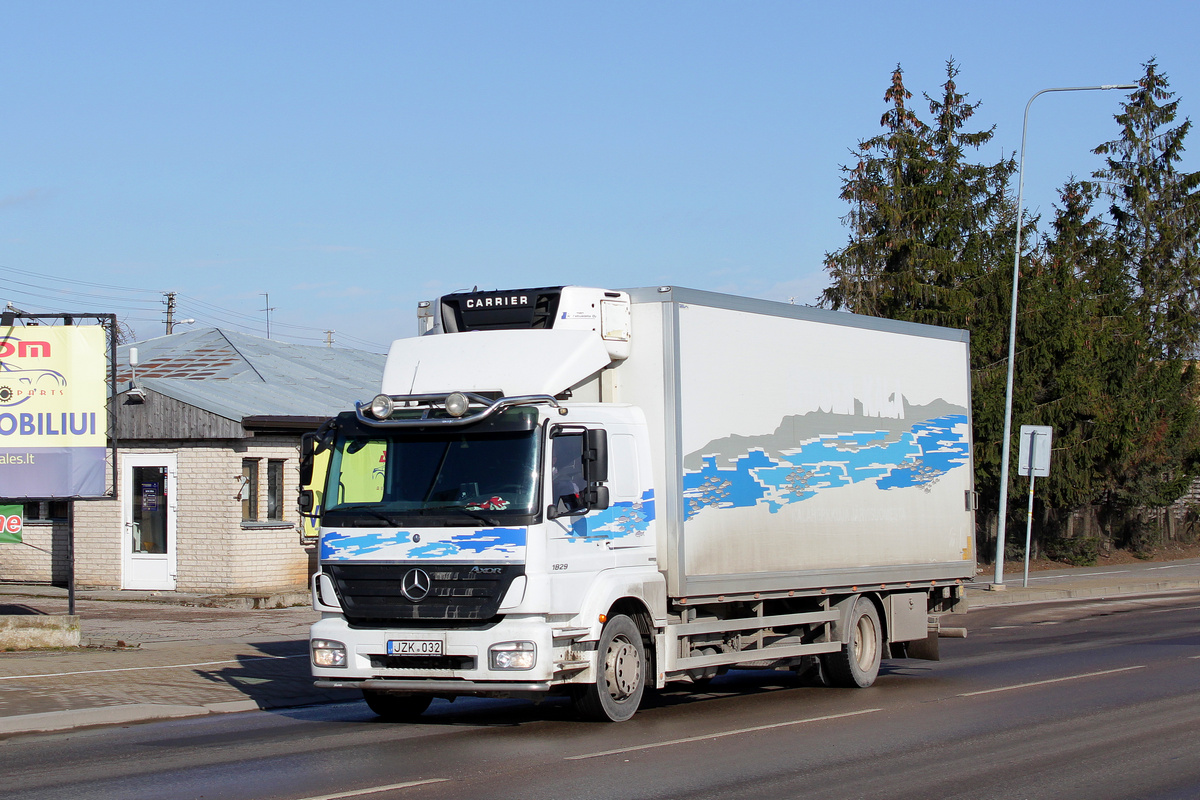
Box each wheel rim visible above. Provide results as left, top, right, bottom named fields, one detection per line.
left=604, top=635, right=641, bottom=700
left=853, top=612, right=878, bottom=671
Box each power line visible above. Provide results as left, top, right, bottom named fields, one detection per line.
left=0, top=264, right=162, bottom=295
left=0, top=264, right=389, bottom=351
left=0, top=283, right=159, bottom=314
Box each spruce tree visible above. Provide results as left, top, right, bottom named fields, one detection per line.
left=1021, top=180, right=1122, bottom=513
left=821, top=65, right=931, bottom=317
left=1088, top=62, right=1200, bottom=527
left=920, top=59, right=1017, bottom=330
left=822, top=61, right=1015, bottom=329
left=1093, top=59, right=1200, bottom=359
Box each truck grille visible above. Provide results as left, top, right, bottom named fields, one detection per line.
left=324, top=563, right=524, bottom=627
left=369, top=655, right=476, bottom=671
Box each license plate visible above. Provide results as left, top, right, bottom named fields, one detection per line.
left=387, top=639, right=443, bottom=656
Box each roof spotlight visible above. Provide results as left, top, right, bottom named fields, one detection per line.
left=445, top=392, right=470, bottom=417
left=370, top=394, right=395, bottom=420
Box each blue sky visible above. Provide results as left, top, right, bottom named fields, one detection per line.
left=2, top=1, right=1196, bottom=352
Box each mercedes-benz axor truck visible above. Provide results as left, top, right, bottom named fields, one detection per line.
left=300, top=285, right=975, bottom=722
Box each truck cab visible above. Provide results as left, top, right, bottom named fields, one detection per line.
left=304, top=287, right=662, bottom=721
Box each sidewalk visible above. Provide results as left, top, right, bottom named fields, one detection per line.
left=965, top=556, right=1200, bottom=607
left=2, top=559, right=1199, bottom=739
left=0, top=585, right=348, bottom=737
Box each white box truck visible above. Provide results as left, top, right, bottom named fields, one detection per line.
left=300, top=286, right=975, bottom=722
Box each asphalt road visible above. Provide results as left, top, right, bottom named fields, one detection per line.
left=3, top=592, right=1199, bottom=800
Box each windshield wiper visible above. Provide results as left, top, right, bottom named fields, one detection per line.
left=429, top=505, right=500, bottom=526
left=325, top=504, right=401, bottom=526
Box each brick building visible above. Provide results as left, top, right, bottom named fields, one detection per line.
left=1, top=328, right=384, bottom=594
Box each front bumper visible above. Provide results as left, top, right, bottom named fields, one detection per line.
left=310, top=614, right=588, bottom=693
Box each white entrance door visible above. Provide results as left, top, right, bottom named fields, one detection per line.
left=122, top=453, right=178, bottom=590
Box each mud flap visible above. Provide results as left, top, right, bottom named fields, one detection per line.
left=903, top=629, right=941, bottom=661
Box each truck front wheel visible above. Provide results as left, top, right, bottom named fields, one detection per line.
left=573, top=614, right=646, bottom=722
left=362, top=690, right=432, bottom=721
left=821, top=598, right=882, bottom=688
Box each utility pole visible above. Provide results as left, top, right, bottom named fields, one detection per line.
left=163, top=292, right=177, bottom=334
left=324, top=330, right=335, bottom=348
left=260, top=293, right=277, bottom=339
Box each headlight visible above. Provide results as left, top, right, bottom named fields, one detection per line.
left=370, top=394, right=395, bottom=420
left=312, top=638, right=347, bottom=668
left=489, top=641, right=536, bottom=670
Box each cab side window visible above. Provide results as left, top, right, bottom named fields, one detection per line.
left=551, top=433, right=585, bottom=513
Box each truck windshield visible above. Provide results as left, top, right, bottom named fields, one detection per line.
left=321, top=408, right=541, bottom=527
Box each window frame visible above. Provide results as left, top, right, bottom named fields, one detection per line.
left=267, top=459, right=285, bottom=521
left=241, top=458, right=259, bottom=522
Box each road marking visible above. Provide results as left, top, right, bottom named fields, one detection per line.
left=1145, top=605, right=1200, bottom=614
left=565, top=708, right=882, bottom=760
left=1146, top=565, right=1187, bottom=570
left=292, top=779, right=449, bottom=799
left=957, top=665, right=1145, bottom=697
left=0, top=654, right=307, bottom=681
left=1021, top=569, right=1133, bottom=582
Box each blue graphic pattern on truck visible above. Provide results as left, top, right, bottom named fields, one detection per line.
left=565, top=489, right=655, bottom=541
left=683, top=414, right=969, bottom=519
left=321, top=527, right=527, bottom=561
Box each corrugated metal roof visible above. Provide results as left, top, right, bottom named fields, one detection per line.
left=118, top=328, right=385, bottom=421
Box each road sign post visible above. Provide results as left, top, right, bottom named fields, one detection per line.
left=1018, top=425, right=1053, bottom=587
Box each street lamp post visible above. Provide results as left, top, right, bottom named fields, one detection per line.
left=991, top=83, right=1138, bottom=589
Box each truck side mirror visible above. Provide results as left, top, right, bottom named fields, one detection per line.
left=583, top=484, right=610, bottom=512
left=583, top=428, right=608, bottom=484
left=298, top=488, right=315, bottom=515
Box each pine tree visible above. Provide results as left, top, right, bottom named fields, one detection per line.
left=1088, top=62, right=1200, bottom=526
left=821, top=65, right=931, bottom=316
left=920, top=60, right=1017, bottom=330
left=1093, top=59, right=1200, bottom=359
left=1021, top=180, right=1123, bottom=513
left=822, top=61, right=1015, bottom=329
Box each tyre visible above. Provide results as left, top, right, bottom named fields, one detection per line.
left=821, top=597, right=882, bottom=688
left=573, top=614, right=646, bottom=722
left=362, top=690, right=432, bottom=721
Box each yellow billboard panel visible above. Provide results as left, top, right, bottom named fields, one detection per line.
left=0, top=326, right=108, bottom=497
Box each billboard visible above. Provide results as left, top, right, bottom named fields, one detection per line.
left=0, top=504, right=21, bottom=543
left=0, top=326, right=108, bottom=497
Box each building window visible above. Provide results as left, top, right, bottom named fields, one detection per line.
left=267, top=459, right=284, bottom=521
left=241, top=459, right=259, bottom=521
left=22, top=501, right=70, bottom=521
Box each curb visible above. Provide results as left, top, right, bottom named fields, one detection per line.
left=967, top=578, right=1200, bottom=608
left=0, top=614, right=81, bottom=650
left=0, top=585, right=311, bottom=610
left=0, top=694, right=350, bottom=738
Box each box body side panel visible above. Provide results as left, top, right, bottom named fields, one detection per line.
left=618, top=291, right=975, bottom=597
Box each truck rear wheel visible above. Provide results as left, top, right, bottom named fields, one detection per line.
left=362, top=690, right=432, bottom=721
left=821, top=597, right=881, bottom=688
left=573, top=614, right=646, bottom=722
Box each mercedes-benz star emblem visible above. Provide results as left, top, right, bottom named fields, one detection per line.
left=400, top=568, right=432, bottom=602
